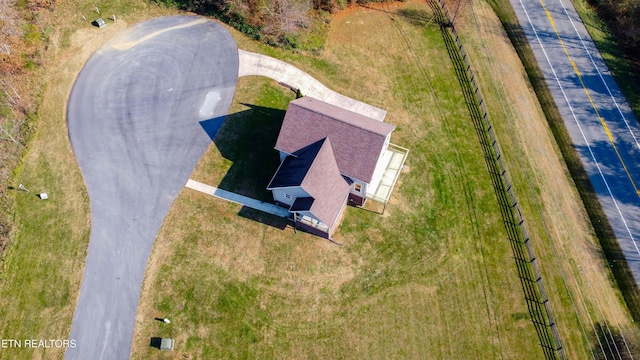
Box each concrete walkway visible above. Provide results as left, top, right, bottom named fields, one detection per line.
left=185, top=179, right=289, bottom=218
left=238, top=49, right=387, bottom=121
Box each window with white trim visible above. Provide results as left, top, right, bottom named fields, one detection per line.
left=284, top=193, right=292, bottom=200
left=354, top=184, right=362, bottom=193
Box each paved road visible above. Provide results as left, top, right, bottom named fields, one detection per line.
left=509, top=0, right=640, bottom=281
left=66, top=16, right=238, bottom=360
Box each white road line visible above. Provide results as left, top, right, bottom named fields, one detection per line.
left=556, top=0, right=640, bottom=151
left=517, top=0, right=640, bottom=256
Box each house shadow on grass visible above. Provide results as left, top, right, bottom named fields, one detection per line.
left=199, top=103, right=290, bottom=230
left=238, top=207, right=289, bottom=230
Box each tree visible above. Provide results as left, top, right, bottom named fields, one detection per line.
left=260, top=0, right=312, bottom=43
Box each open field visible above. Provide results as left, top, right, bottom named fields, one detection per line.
left=488, top=0, right=640, bottom=330
left=0, top=0, right=637, bottom=359
left=569, top=0, right=640, bottom=319
left=455, top=0, right=640, bottom=355
left=131, top=1, right=638, bottom=358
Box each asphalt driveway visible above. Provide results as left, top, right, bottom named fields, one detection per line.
left=65, top=16, right=238, bottom=360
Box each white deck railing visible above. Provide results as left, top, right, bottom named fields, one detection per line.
left=367, top=143, right=409, bottom=204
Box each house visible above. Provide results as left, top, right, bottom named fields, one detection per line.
left=267, top=96, right=407, bottom=238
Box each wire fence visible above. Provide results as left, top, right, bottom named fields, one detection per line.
left=430, top=0, right=566, bottom=358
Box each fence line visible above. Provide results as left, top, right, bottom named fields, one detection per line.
left=432, top=0, right=565, bottom=358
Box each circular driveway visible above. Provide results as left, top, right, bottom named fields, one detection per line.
left=66, top=16, right=238, bottom=360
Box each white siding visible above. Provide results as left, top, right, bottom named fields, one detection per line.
left=272, top=187, right=310, bottom=207
left=349, top=178, right=367, bottom=197
left=368, top=139, right=389, bottom=194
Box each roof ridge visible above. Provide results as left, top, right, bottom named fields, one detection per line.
left=267, top=138, right=327, bottom=189
left=301, top=137, right=331, bottom=188
left=296, top=138, right=327, bottom=183
left=291, top=98, right=393, bottom=137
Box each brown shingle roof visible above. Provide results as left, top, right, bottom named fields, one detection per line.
left=275, top=97, right=395, bottom=183
left=269, top=138, right=350, bottom=229
left=267, top=140, right=324, bottom=189
left=299, top=138, right=350, bottom=228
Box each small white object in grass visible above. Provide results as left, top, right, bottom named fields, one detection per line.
left=113, top=14, right=116, bottom=22
left=163, top=318, right=170, bottom=324
left=39, top=193, right=48, bottom=200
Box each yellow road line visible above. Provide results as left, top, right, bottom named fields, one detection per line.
left=539, top=0, right=640, bottom=197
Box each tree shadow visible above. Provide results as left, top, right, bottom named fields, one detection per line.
left=584, top=0, right=640, bottom=59
left=357, top=3, right=439, bottom=28
left=572, top=140, right=640, bottom=208
left=396, top=8, right=437, bottom=26
left=590, top=323, right=639, bottom=359
left=581, top=0, right=640, bottom=117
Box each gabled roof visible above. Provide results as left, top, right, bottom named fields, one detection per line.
left=269, top=138, right=350, bottom=229
left=267, top=140, right=324, bottom=189
left=300, top=138, right=350, bottom=228
left=275, top=97, right=396, bottom=183
left=290, top=197, right=314, bottom=212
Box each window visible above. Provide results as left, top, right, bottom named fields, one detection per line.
left=354, top=184, right=362, bottom=193
left=284, top=193, right=292, bottom=200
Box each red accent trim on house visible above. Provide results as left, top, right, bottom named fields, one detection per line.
left=348, top=193, right=365, bottom=206
left=295, top=222, right=331, bottom=239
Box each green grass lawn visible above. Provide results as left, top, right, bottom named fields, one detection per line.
left=133, top=75, right=540, bottom=358
left=131, top=1, right=637, bottom=358
left=193, top=79, right=294, bottom=203
left=0, top=1, right=178, bottom=359
left=1, top=0, right=637, bottom=359
left=459, top=0, right=640, bottom=355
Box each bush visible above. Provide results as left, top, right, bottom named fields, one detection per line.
left=588, top=0, right=640, bottom=57
left=153, top=0, right=397, bottom=50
